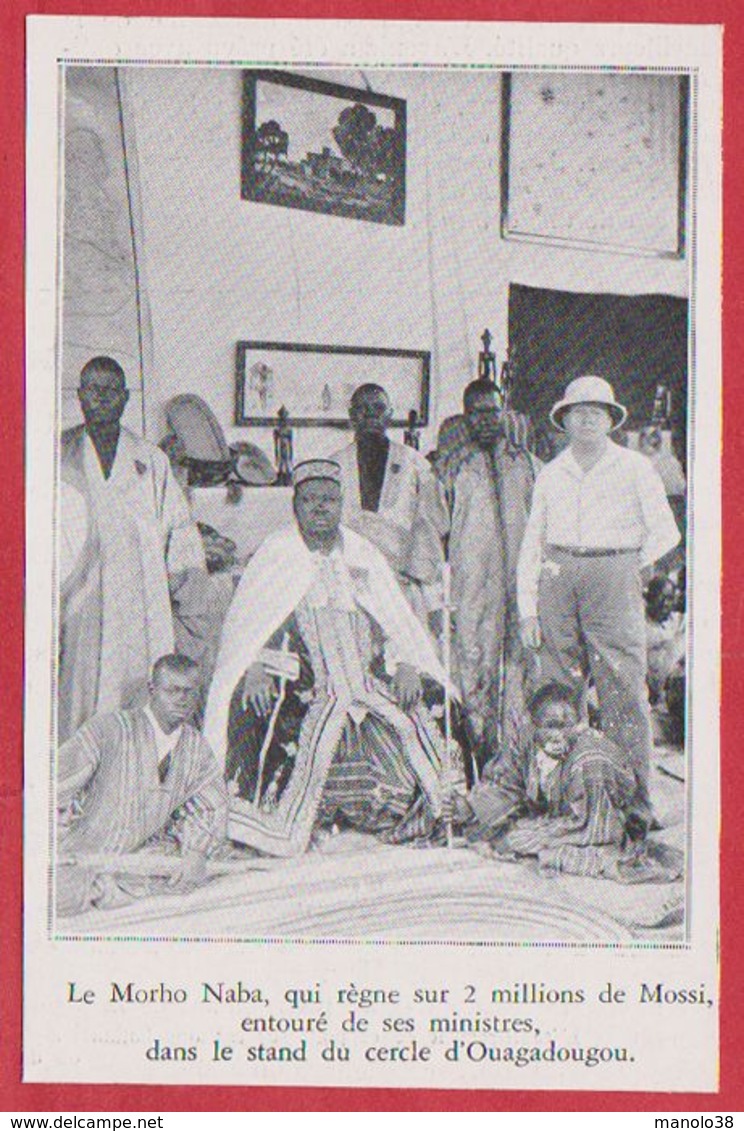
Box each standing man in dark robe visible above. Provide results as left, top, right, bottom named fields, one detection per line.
left=443, top=379, right=541, bottom=767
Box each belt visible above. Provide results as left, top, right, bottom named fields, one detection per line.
left=547, top=545, right=640, bottom=559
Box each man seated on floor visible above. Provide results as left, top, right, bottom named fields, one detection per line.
left=455, top=682, right=681, bottom=884
left=57, top=653, right=228, bottom=916
left=203, top=459, right=463, bottom=858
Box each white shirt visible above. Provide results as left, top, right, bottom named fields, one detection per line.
left=143, top=705, right=184, bottom=771
left=534, top=748, right=562, bottom=799
left=517, top=441, right=680, bottom=618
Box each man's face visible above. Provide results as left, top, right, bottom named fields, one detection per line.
left=464, top=391, right=502, bottom=449
left=294, top=479, right=343, bottom=542
left=533, top=700, right=578, bottom=760
left=78, top=367, right=129, bottom=429
left=563, top=402, right=613, bottom=444
left=646, top=578, right=676, bottom=623
left=349, top=388, right=392, bottom=437
left=148, top=667, right=201, bottom=732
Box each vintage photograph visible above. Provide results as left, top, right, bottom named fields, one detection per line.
left=51, top=59, right=695, bottom=946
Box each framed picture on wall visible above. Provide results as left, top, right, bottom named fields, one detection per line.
left=235, top=340, right=430, bottom=427
left=241, top=69, right=407, bottom=226
left=500, top=70, right=689, bottom=257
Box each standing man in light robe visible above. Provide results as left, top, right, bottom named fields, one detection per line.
left=56, top=654, right=228, bottom=916
left=444, top=380, right=541, bottom=767
left=331, top=383, right=449, bottom=631
left=59, top=356, right=210, bottom=742
left=203, top=460, right=461, bottom=858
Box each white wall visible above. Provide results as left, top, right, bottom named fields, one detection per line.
left=124, top=65, right=689, bottom=457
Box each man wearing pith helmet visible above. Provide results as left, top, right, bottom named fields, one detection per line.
left=516, top=375, right=680, bottom=822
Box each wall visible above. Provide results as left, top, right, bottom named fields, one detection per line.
left=123, top=65, right=689, bottom=456
left=61, top=67, right=148, bottom=433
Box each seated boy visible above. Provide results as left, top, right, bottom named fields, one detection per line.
left=457, top=682, right=680, bottom=884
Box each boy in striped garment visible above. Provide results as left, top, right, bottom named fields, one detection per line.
left=458, top=683, right=680, bottom=883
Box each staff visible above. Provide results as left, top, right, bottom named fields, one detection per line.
left=237, top=633, right=299, bottom=805
left=252, top=632, right=293, bottom=806
left=442, top=560, right=454, bottom=850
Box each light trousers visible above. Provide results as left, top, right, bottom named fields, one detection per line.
left=536, top=549, right=652, bottom=810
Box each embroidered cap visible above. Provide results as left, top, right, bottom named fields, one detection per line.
left=292, top=459, right=342, bottom=488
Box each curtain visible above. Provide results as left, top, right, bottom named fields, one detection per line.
left=507, top=283, right=688, bottom=470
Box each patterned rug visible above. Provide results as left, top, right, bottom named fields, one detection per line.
left=56, top=753, right=686, bottom=944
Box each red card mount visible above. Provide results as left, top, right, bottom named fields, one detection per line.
left=1, top=0, right=738, bottom=1113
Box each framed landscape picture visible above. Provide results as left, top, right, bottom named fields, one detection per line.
left=241, top=69, right=406, bottom=226
left=235, top=340, right=430, bottom=427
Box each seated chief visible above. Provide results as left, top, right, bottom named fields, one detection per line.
left=203, top=459, right=463, bottom=858
left=56, top=653, right=229, bottom=916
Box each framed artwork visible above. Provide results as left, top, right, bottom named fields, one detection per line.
left=241, top=69, right=406, bottom=226
left=501, top=70, right=689, bottom=257
left=234, top=340, right=430, bottom=427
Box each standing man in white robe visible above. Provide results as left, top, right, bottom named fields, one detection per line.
left=58, top=356, right=210, bottom=742
left=331, top=383, right=449, bottom=630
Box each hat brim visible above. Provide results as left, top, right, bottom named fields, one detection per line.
left=550, top=400, right=627, bottom=433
